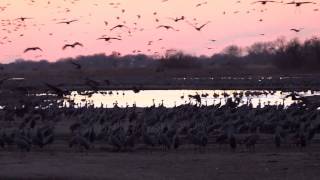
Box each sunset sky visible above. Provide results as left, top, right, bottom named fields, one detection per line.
left=0, top=0, right=319, bottom=63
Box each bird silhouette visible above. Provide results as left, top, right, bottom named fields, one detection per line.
left=187, top=21, right=211, bottom=31
left=168, top=16, right=185, bottom=22
left=70, top=61, right=82, bottom=69
left=23, top=47, right=42, bottom=53
left=62, top=42, right=83, bottom=50
left=97, top=37, right=122, bottom=41
left=16, top=17, right=32, bottom=21
left=252, top=1, right=281, bottom=5
left=290, top=28, right=303, bottom=32
left=157, top=25, right=178, bottom=31
left=286, top=1, right=316, bottom=7
left=196, top=1, right=208, bottom=7
left=57, top=20, right=78, bottom=24
left=44, top=83, right=69, bottom=97
left=110, top=24, right=129, bottom=31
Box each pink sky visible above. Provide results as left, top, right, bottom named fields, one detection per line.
left=0, top=0, right=319, bottom=63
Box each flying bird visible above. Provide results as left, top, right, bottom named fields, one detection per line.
left=252, top=1, right=281, bottom=5
left=44, top=83, right=69, bottom=97
left=168, top=16, right=185, bottom=22
left=70, top=61, right=82, bottom=69
left=62, top=42, right=83, bottom=50
left=110, top=24, right=129, bottom=31
left=157, top=25, right=178, bottom=31
left=97, top=37, right=122, bottom=41
left=196, top=1, right=208, bottom=7
left=286, top=1, right=316, bottom=7
left=57, top=20, right=78, bottom=24
left=187, top=21, right=211, bottom=31
left=23, top=47, right=42, bottom=53
left=16, top=17, right=32, bottom=21
left=290, top=28, right=303, bottom=32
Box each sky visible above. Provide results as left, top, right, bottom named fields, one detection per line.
left=0, top=0, right=319, bottom=63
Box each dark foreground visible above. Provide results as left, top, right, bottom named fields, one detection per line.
left=1, top=148, right=320, bottom=180
left=1, top=83, right=320, bottom=180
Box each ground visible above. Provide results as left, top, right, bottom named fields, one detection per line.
left=1, top=146, right=320, bottom=180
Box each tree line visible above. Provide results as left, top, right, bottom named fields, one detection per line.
left=2, top=37, right=320, bottom=73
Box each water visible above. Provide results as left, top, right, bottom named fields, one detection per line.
left=63, top=90, right=320, bottom=108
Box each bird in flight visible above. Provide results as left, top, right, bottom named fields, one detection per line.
left=23, top=47, right=42, bottom=53
left=252, top=1, right=281, bottom=5
left=187, top=21, right=211, bottom=31
left=70, top=61, right=82, bottom=70
left=168, top=16, right=185, bottom=22
left=196, top=1, right=208, bottom=7
left=286, top=1, right=316, bottom=7
left=157, top=25, right=179, bottom=31
left=44, top=83, right=69, bottom=97
left=290, top=28, right=303, bottom=32
left=97, top=37, right=122, bottom=41
left=57, top=20, right=78, bottom=25
left=16, top=17, right=32, bottom=21
left=110, top=24, right=130, bottom=31
left=62, top=42, right=83, bottom=50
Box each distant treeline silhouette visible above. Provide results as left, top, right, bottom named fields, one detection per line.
left=3, top=37, right=320, bottom=73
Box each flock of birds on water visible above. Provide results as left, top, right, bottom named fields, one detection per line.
left=0, top=0, right=319, bottom=59
left=0, top=88, right=320, bottom=154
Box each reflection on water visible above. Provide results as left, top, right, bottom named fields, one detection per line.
left=64, top=90, right=320, bottom=108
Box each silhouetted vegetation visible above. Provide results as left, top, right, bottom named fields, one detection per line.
left=2, top=37, right=320, bottom=74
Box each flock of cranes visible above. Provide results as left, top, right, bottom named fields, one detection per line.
left=0, top=0, right=318, bottom=59
left=0, top=0, right=320, bottom=155
left=0, top=91, right=320, bottom=153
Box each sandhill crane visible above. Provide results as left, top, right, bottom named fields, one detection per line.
left=157, top=25, right=178, bottom=31
left=274, top=125, right=282, bottom=148
left=286, top=1, right=316, bottom=7
left=244, top=128, right=260, bottom=151
left=172, top=133, right=181, bottom=149
left=168, top=16, right=185, bottom=22
left=44, top=83, right=69, bottom=97
left=110, top=24, right=129, bottom=31
left=132, top=86, right=140, bottom=93
left=62, top=42, right=83, bottom=50
left=252, top=1, right=281, bottom=5
left=14, top=134, right=31, bottom=152
left=97, top=37, right=122, bottom=41
left=23, top=47, right=42, bottom=53
left=57, top=20, right=78, bottom=24
left=290, top=28, right=303, bottom=32
left=229, top=134, right=237, bottom=151
left=84, top=78, right=100, bottom=92
left=16, top=17, right=32, bottom=21
left=70, top=61, right=82, bottom=69
left=69, top=134, right=91, bottom=152
left=196, top=1, right=208, bottom=7
left=187, top=21, right=211, bottom=31
left=187, top=128, right=208, bottom=150
left=32, top=126, right=54, bottom=149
